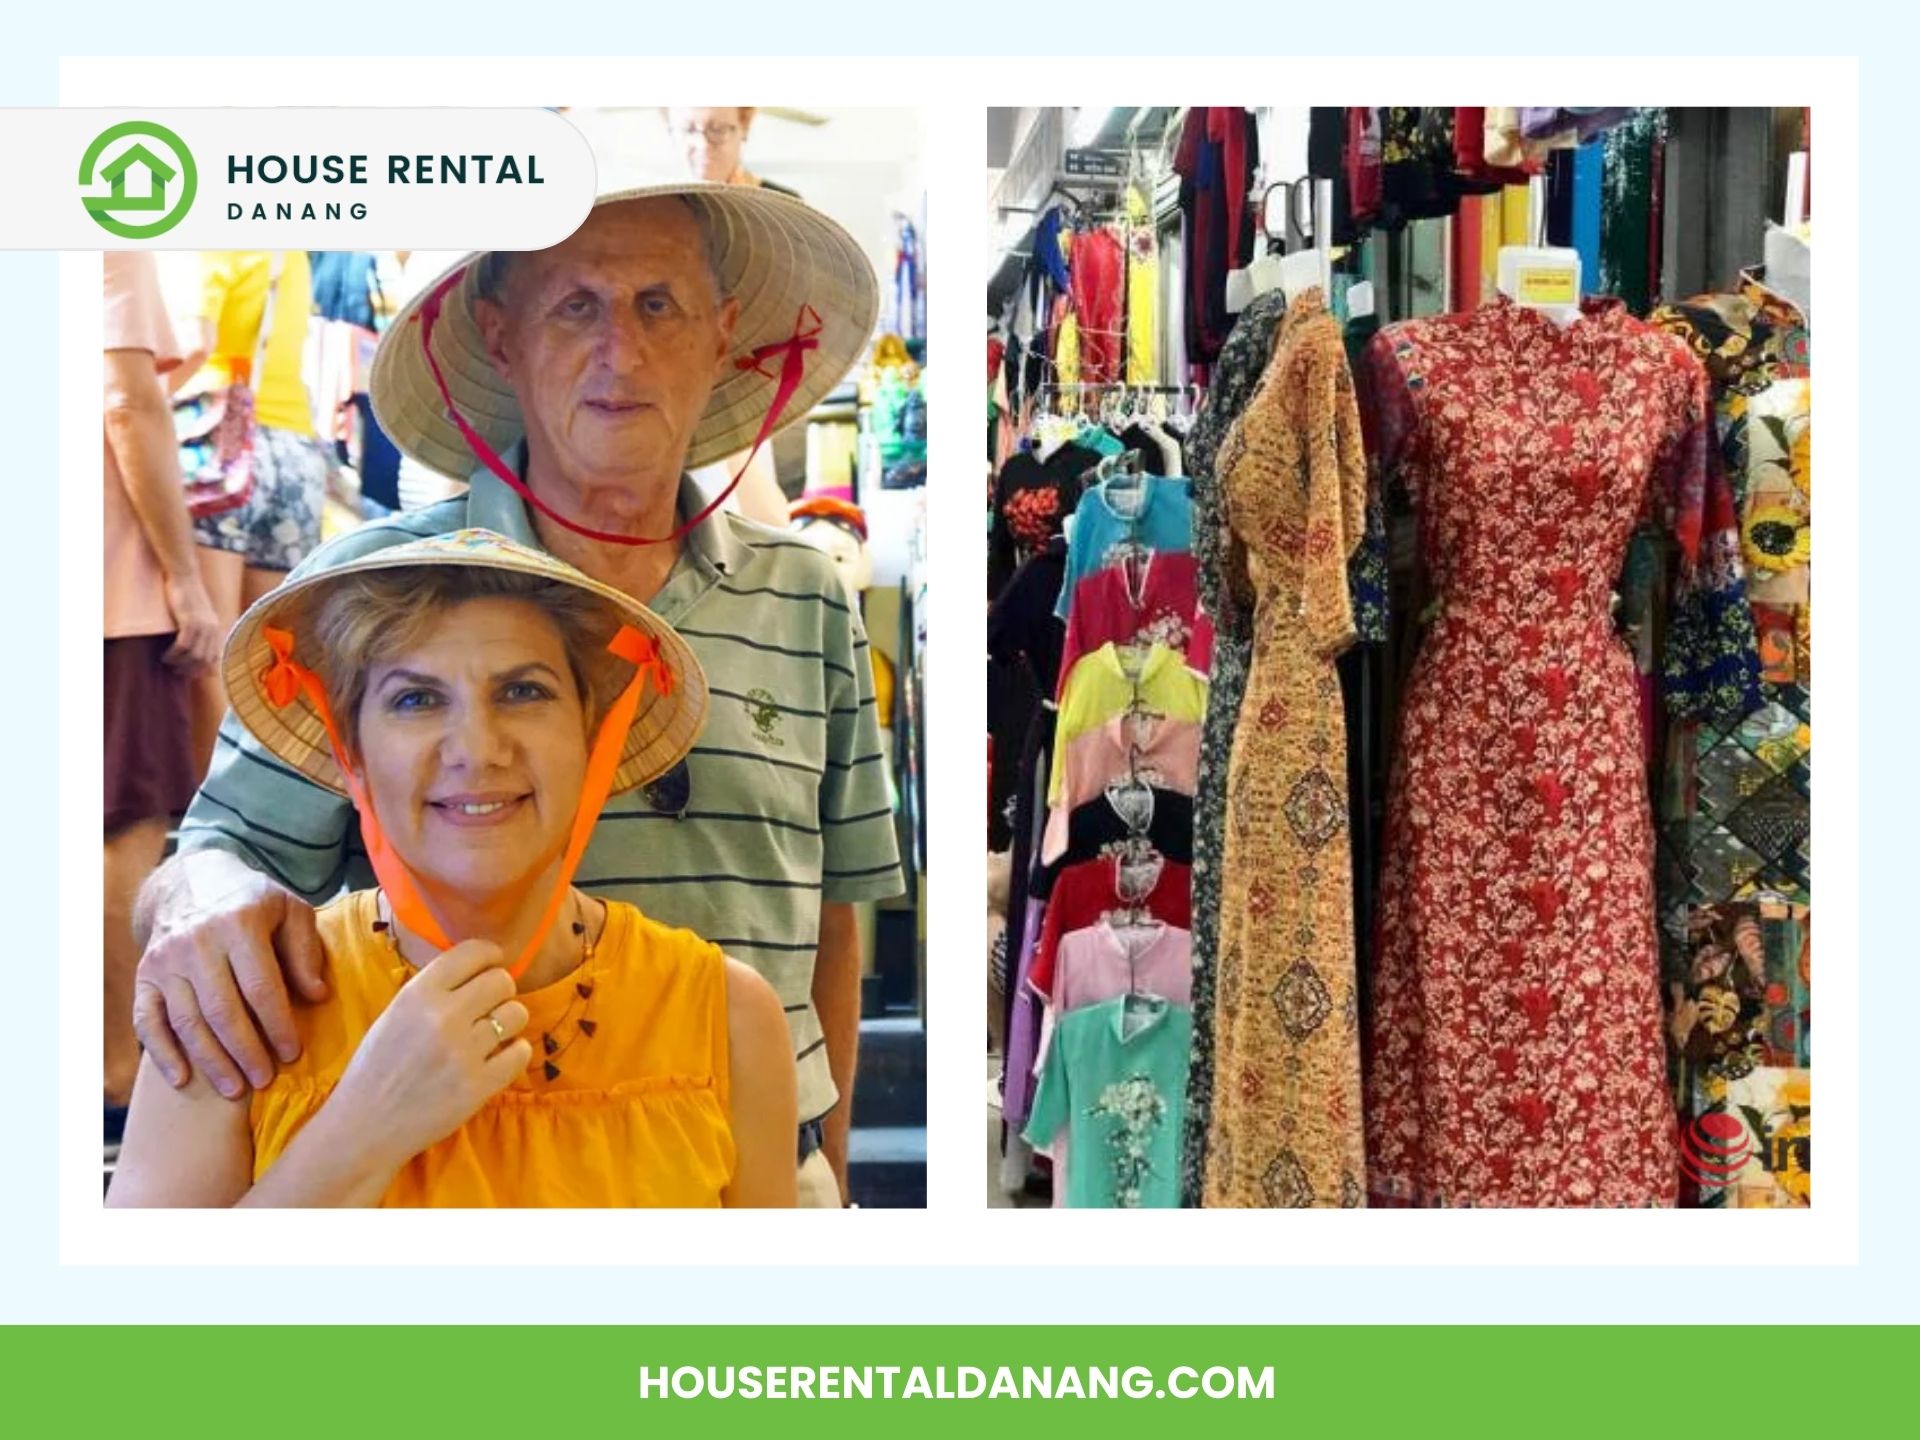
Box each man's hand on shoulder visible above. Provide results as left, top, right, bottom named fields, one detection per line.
left=133, top=849, right=328, bottom=1098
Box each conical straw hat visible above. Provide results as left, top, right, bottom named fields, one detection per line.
left=370, top=183, right=879, bottom=480
left=223, top=528, right=708, bottom=797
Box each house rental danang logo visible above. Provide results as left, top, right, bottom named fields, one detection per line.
left=78, top=121, right=198, bottom=238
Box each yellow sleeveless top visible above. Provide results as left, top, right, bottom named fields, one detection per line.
left=250, top=891, right=736, bottom=1207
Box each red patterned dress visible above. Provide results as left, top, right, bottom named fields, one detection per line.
left=1361, top=297, right=1708, bottom=1207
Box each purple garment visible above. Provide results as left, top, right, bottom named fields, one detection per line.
left=1519, top=107, right=1634, bottom=143
left=1054, top=922, right=1194, bottom=1014
left=1001, top=897, right=1050, bottom=1131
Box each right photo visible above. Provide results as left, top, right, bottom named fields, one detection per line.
left=986, top=107, right=1812, bottom=1210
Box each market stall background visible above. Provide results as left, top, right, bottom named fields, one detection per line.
left=986, top=106, right=1810, bottom=1211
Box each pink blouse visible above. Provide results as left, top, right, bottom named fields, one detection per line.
left=1041, top=712, right=1202, bottom=864
left=1052, top=921, right=1195, bottom=1013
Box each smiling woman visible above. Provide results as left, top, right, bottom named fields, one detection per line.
left=107, top=530, right=799, bottom=1208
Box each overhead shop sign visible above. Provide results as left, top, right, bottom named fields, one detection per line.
left=1, top=108, right=597, bottom=249
left=1063, top=149, right=1126, bottom=180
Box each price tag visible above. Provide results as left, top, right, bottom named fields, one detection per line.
left=1516, top=265, right=1578, bottom=305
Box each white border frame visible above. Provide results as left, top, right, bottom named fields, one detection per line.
left=61, top=56, right=1858, bottom=1269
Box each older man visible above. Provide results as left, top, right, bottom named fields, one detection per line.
left=131, top=186, right=898, bottom=1206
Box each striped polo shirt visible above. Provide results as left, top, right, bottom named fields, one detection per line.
left=177, top=462, right=903, bottom=1124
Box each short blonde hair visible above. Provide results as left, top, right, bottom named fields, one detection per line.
left=291, top=566, right=633, bottom=758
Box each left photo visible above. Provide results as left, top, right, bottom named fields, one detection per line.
left=99, top=106, right=929, bottom=1208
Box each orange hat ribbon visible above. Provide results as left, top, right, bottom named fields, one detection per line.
left=260, top=622, right=671, bottom=979
left=261, top=626, right=454, bottom=953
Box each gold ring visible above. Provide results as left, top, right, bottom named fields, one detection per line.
left=488, top=1014, right=506, bottom=1044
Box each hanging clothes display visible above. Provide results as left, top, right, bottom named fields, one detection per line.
left=1022, top=432, right=1206, bottom=1206
left=1360, top=297, right=1712, bottom=1207
left=987, top=106, right=1810, bottom=1213
left=1049, top=640, right=1206, bottom=802
left=988, top=538, right=1070, bottom=1048
left=1600, top=110, right=1668, bottom=315
left=1042, top=715, right=1201, bottom=863
left=988, top=389, right=1204, bottom=1167
left=1379, top=107, right=1460, bottom=225
left=1038, top=784, right=1195, bottom=889
left=1125, top=184, right=1160, bottom=385
left=1029, top=852, right=1193, bottom=1000
left=1071, top=225, right=1127, bottom=385
left=1454, top=105, right=1538, bottom=189
left=1174, top=106, right=1259, bottom=371
left=1204, top=288, right=1371, bottom=1209
left=988, top=436, right=1100, bottom=598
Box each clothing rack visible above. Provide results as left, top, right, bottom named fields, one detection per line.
left=1041, top=383, right=1189, bottom=393
left=1035, top=381, right=1200, bottom=409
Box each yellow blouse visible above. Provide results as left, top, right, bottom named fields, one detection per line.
left=250, top=890, right=736, bottom=1207
left=197, top=250, right=314, bottom=435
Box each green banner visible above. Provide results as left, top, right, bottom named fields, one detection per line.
left=3, top=1325, right=1908, bottom=1435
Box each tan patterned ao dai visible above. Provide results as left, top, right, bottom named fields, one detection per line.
left=1204, top=289, right=1368, bottom=1208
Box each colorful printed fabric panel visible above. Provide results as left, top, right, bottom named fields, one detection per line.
left=1649, top=276, right=1810, bottom=1210
left=1686, top=1065, right=1811, bottom=1209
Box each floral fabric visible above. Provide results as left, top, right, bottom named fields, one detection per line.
left=1360, top=297, right=1706, bottom=1207
left=1698, top=1064, right=1810, bottom=1208
left=987, top=441, right=1100, bottom=601
left=191, top=424, right=330, bottom=571
left=1179, top=288, right=1283, bottom=1205
left=1204, top=290, right=1369, bottom=1208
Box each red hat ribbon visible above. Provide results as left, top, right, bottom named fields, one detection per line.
left=417, top=264, right=821, bottom=548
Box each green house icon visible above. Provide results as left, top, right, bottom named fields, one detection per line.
left=79, top=120, right=198, bottom=239
left=94, top=142, right=178, bottom=213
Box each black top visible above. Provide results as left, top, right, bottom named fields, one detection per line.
left=1032, top=786, right=1195, bottom=899
left=988, top=441, right=1102, bottom=600
left=1307, top=108, right=1359, bottom=248
left=988, top=539, right=1068, bottom=696
left=1379, top=107, right=1461, bottom=227
left=1119, top=423, right=1169, bottom=477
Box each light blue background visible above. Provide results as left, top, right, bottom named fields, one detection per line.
left=6, top=5, right=1908, bottom=1325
